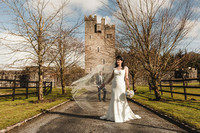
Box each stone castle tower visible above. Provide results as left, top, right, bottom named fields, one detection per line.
left=85, top=15, right=115, bottom=73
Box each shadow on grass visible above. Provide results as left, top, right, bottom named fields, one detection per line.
left=135, top=92, right=200, bottom=110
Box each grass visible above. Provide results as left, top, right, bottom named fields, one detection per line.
left=0, top=88, right=72, bottom=130
left=133, top=84, right=200, bottom=130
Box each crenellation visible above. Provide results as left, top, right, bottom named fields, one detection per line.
left=84, top=15, right=97, bottom=21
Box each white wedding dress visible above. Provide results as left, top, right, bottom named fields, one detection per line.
left=100, top=67, right=141, bottom=123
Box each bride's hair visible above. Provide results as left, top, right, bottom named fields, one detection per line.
left=115, top=55, right=125, bottom=69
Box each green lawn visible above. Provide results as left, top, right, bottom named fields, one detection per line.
left=133, top=85, right=200, bottom=130
left=0, top=88, right=72, bottom=130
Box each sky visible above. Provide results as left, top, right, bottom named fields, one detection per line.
left=0, top=0, right=200, bottom=70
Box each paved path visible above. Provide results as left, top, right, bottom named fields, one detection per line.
left=9, top=90, right=188, bottom=133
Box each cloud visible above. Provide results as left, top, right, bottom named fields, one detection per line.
left=28, top=0, right=109, bottom=15
left=96, top=15, right=112, bottom=25
left=0, top=32, right=32, bottom=68
left=27, top=0, right=73, bottom=16
left=186, top=20, right=200, bottom=38
left=128, top=0, right=171, bottom=14
left=70, top=0, right=108, bottom=12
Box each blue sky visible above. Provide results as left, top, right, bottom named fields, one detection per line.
left=0, top=0, right=199, bottom=69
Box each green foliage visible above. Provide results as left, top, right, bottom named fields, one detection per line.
left=133, top=85, right=200, bottom=130
left=0, top=88, right=72, bottom=130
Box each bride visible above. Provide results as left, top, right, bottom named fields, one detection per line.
left=100, top=55, right=141, bottom=123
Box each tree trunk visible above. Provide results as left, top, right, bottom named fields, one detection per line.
left=60, top=56, right=65, bottom=94
left=38, top=63, right=43, bottom=100
left=131, top=73, right=136, bottom=92
left=38, top=34, right=43, bottom=100
left=60, top=67, right=65, bottom=94
left=152, top=79, right=161, bottom=101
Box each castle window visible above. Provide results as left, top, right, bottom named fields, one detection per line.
left=107, top=34, right=112, bottom=38
left=95, top=24, right=101, bottom=33
left=89, top=47, right=91, bottom=50
left=103, top=59, right=105, bottom=64
left=89, top=35, right=92, bottom=39
left=97, top=25, right=101, bottom=31
left=97, top=47, right=100, bottom=52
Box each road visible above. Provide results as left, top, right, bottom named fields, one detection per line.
left=9, top=89, right=188, bottom=133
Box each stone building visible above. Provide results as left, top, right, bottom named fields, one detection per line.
left=84, top=15, right=115, bottom=73
left=174, top=67, right=198, bottom=79
left=0, top=66, right=59, bottom=88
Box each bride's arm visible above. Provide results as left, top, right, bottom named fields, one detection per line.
left=125, top=66, right=130, bottom=91
left=101, top=70, right=114, bottom=88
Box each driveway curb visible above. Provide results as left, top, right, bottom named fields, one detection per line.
left=127, top=98, right=200, bottom=133
left=0, top=99, right=71, bottom=133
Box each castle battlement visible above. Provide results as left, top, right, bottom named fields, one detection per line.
left=84, top=15, right=97, bottom=21
left=105, top=24, right=115, bottom=30
left=85, top=15, right=115, bottom=30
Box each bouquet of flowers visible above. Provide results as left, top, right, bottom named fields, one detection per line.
left=125, top=90, right=135, bottom=98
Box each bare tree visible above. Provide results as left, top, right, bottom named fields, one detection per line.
left=108, top=0, right=197, bottom=100
left=2, top=0, right=71, bottom=100
left=52, top=31, right=84, bottom=94
left=49, top=11, right=84, bottom=94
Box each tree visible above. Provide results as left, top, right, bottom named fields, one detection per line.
left=108, top=0, right=197, bottom=100
left=2, top=0, right=70, bottom=100
left=174, top=51, right=200, bottom=78
left=50, top=11, right=84, bottom=94
left=65, top=65, right=85, bottom=86
left=53, top=32, right=84, bottom=94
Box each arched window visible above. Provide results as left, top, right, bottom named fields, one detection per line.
left=97, top=47, right=100, bottom=52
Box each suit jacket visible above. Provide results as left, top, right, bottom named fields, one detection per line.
left=96, top=74, right=104, bottom=85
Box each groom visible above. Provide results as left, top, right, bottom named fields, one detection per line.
left=96, top=71, right=106, bottom=102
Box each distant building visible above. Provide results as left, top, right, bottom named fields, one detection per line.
left=84, top=15, right=115, bottom=73
left=162, top=67, right=198, bottom=81
left=0, top=66, right=58, bottom=87
left=175, top=67, right=198, bottom=79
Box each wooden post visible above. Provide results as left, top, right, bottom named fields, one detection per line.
left=160, top=81, right=163, bottom=95
left=183, top=79, right=187, bottom=100
left=169, top=80, right=173, bottom=98
left=26, top=81, right=28, bottom=99
left=12, top=79, right=16, bottom=101
left=50, top=82, right=52, bottom=93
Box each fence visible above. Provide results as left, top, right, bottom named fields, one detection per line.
left=159, top=78, right=200, bottom=100
left=0, top=79, right=52, bottom=101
